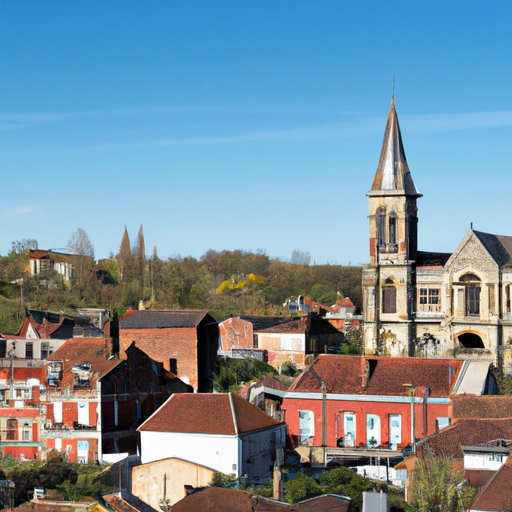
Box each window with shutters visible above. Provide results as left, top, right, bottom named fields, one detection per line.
left=382, top=280, right=397, bottom=314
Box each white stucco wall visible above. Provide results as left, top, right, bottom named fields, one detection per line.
left=140, top=431, right=241, bottom=476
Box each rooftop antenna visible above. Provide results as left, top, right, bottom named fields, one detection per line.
left=471, top=222, right=473, bottom=230
left=393, top=77, right=395, bottom=100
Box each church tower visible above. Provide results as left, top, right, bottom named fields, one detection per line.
left=362, top=98, right=422, bottom=356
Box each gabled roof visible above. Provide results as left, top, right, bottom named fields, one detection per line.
left=288, top=354, right=464, bottom=397
left=239, top=315, right=296, bottom=331
left=257, top=315, right=340, bottom=335
left=252, top=375, right=290, bottom=392
left=473, top=230, right=512, bottom=268
left=46, top=337, right=121, bottom=383
left=369, top=98, right=421, bottom=197
left=19, top=309, right=94, bottom=340
left=170, top=488, right=351, bottom=512
left=119, top=310, right=212, bottom=329
left=170, top=488, right=265, bottom=512
left=470, top=455, right=512, bottom=511
left=418, top=418, right=512, bottom=459
left=335, top=298, right=354, bottom=308
left=453, top=395, right=512, bottom=419
left=138, top=392, right=281, bottom=435
left=445, top=229, right=512, bottom=271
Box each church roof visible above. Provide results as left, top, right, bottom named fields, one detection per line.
left=369, top=98, right=421, bottom=197
left=473, top=230, right=512, bottom=268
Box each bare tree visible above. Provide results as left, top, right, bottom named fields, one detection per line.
left=67, top=228, right=94, bottom=257
left=290, top=249, right=311, bottom=265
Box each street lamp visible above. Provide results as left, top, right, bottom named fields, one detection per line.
left=403, top=383, right=416, bottom=454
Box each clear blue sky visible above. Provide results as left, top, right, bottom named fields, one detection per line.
left=1, top=1, right=512, bottom=265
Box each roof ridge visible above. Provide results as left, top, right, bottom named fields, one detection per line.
left=228, top=393, right=238, bottom=436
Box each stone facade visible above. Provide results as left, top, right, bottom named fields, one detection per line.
left=362, top=99, right=512, bottom=373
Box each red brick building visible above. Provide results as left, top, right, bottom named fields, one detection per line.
left=119, top=310, right=219, bottom=392
left=41, top=337, right=191, bottom=462
left=281, top=355, right=496, bottom=451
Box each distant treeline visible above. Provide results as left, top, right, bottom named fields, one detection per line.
left=0, top=234, right=362, bottom=334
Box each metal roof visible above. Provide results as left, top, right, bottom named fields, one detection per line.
left=369, top=98, right=421, bottom=197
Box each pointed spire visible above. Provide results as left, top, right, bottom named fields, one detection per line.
left=370, top=99, right=421, bottom=196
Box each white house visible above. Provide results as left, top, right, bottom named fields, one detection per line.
left=137, top=392, right=286, bottom=483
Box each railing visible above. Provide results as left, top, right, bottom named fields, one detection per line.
left=44, top=389, right=99, bottom=400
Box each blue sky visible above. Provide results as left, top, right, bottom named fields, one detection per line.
left=1, top=1, right=512, bottom=265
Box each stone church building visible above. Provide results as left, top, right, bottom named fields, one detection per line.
left=362, top=99, right=512, bottom=373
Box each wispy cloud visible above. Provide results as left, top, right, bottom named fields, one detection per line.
left=4, top=206, right=39, bottom=217
left=400, top=110, right=512, bottom=132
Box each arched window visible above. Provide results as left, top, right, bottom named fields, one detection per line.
left=460, top=274, right=481, bottom=316
left=389, top=211, right=397, bottom=245
left=377, top=207, right=386, bottom=246
left=457, top=332, right=484, bottom=349
left=382, top=278, right=397, bottom=314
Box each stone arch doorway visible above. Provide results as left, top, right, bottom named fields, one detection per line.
left=457, top=332, right=485, bottom=349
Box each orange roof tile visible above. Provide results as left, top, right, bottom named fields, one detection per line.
left=453, top=395, right=512, bottom=419
left=418, top=418, right=512, bottom=459
left=470, top=455, right=512, bottom=511
left=139, top=392, right=281, bottom=435
left=47, top=337, right=121, bottom=383
left=289, top=355, right=463, bottom=397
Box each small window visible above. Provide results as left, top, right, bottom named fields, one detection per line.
left=377, top=208, right=386, bottom=246
left=26, top=343, right=33, bottom=359
left=6, top=419, right=17, bottom=440
left=389, top=212, right=397, bottom=244
left=41, top=342, right=49, bottom=359
left=382, top=280, right=397, bottom=314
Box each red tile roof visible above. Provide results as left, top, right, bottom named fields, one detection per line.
left=252, top=375, right=290, bottom=392
left=47, top=337, right=121, bottom=385
left=138, top=392, right=281, bottom=435
left=335, top=298, right=354, bottom=308
left=288, top=355, right=463, bottom=397
left=452, top=395, right=512, bottom=419
left=418, top=418, right=512, bottom=459
left=470, top=455, right=512, bottom=511
left=171, top=488, right=256, bottom=512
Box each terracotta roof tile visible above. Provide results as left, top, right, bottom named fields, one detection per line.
left=138, top=392, right=281, bottom=435
left=418, top=418, right=512, bottom=459
left=47, top=337, right=121, bottom=383
left=452, top=395, right=512, bottom=419
left=253, top=375, right=290, bottom=392
left=171, top=488, right=255, bottom=512
left=289, top=355, right=463, bottom=396
left=470, top=455, right=512, bottom=510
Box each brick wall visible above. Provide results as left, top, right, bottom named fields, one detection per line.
left=120, top=327, right=199, bottom=389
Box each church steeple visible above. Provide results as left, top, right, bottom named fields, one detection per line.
left=370, top=99, right=421, bottom=197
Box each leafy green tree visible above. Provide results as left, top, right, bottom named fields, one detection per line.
left=209, top=471, right=238, bottom=489
left=281, top=361, right=299, bottom=377
left=411, top=454, right=474, bottom=512
left=214, top=357, right=276, bottom=392
left=284, top=472, right=323, bottom=503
